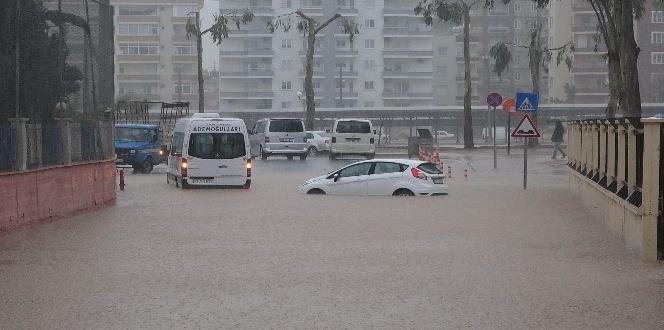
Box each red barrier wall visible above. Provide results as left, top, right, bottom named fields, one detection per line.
left=0, top=160, right=116, bottom=232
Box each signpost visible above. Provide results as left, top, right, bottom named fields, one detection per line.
left=486, top=92, right=502, bottom=169
left=512, top=92, right=540, bottom=190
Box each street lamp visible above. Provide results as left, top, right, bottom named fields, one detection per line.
left=296, top=91, right=305, bottom=114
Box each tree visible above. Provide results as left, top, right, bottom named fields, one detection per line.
left=564, top=83, right=576, bottom=103
left=187, top=9, right=254, bottom=113
left=268, top=11, right=359, bottom=130
left=415, top=0, right=495, bottom=149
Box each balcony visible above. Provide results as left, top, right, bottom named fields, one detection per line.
left=383, top=71, right=433, bottom=78
left=382, top=92, right=434, bottom=99
left=383, top=50, right=433, bottom=58
left=383, top=27, right=432, bottom=37
left=220, top=70, right=274, bottom=78
left=383, top=7, right=416, bottom=16
left=220, top=49, right=274, bottom=57
left=335, top=50, right=359, bottom=57
left=220, top=91, right=274, bottom=99
left=572, top=22, right=598, bottom=31
left=228, top=29, right=273, bottom=37
left=336, top=6, right=358, bottom=15
left=487, top=26, right=511, bottom=34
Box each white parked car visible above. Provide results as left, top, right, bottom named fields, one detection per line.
left=299, top=159, right=448, bottom=196
left=436, top=130, right=456, bottom=140
left=306, top=131, right=330, bottom=155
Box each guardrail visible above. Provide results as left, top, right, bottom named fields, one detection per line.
left=567, top=117, right=663, bottom=261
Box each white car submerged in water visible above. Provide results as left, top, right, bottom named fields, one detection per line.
left=299, top=159, right=448, bottom=196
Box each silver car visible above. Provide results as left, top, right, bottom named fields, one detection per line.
left=249, top=118, right=308, bottom=160
left=306, top=131, right=331, bottom=156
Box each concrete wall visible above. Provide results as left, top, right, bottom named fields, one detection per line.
left=568, top=170, right=643, bottom=254
left=0, top=160, right=116, bottom=232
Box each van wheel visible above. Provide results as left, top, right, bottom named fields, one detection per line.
left=299, top=153, right=308, bottom=161
left=307, top=146, right=318, bottom=156
left=329, top=152, right=336, bottom=160
left=143, top=159, right=154, bottom=174
left=260, top=146, right=268, bottom=160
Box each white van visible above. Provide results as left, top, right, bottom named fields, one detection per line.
left=329, top=119, right=376, bottom=160
left=167, top=113, right=252, bottom=189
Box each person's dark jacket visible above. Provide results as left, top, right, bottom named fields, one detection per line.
left=551, top=124, right=564, bottom=143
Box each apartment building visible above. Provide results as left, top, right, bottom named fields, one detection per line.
left=455, top=0, right=550, bottom=105
left=218, top=0, right=459, bottom=112
left=111, top=0, right=203, bottom=109
left=550, top=0, right=664, bottom=104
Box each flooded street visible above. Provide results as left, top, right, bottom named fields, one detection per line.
left=1, top=150, right=663, bottom=329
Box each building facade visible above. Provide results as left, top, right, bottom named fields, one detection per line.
left=218, top=0, right=459, bottom=112
left=110, top=0, right=203, bottom=109
left=550, top=0, right=664, bottom=104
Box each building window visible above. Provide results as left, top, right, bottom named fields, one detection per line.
left=531, top=3, right=538, bottom=12
left=313, top=82, right=321, bottom=89
left=118, top=5, right=158, bottom=16
left=281, top=0, right=292, bottom=8
left=281, top=60, right=292, bottom=69
left=365, top=19, right=375, bottom=28
left=118, top=63, right=159, bottom=75
left=364, top=81, right=375, bottom=90
left=364, top=101, right=375, bottom=107
left=514, top=19, right=521, bottom=29
left=365, top=0, right=375, bottom=8
left=514, top=71, right=521, bottom=81
left=336, top=39, right=347, bottom=48
left=652, top=52, right=664, bottom=64
left=281, top=81, right=292, bottom=90
left=118, top=43, right=159, bottom=55
left=364, top=39, right=375, bottom=49
left=174, top=43, right=195, bottom=55
left=652, top=32, right=664, bottom=44
left=437, top=47, right=448, bottom=56
left=174, top=83, right=195, bottom=95
left=173, top=24, right=188, bottom=36
left=364, top=60, right=375, bottom=71
left=514, top=55, right=521, bottom=65
left=173, top=5, right=197, bottom=17
left=653, top=11, right=664, bottom=23
left=118, top=24, right=160, bottom=36
left=282, top=39, right=292, bottom=48
left=281, top=101, right=292, bottom=108
left=514, top=2, right=521, bottom=13
left=174, top=63, right=195, bottom=74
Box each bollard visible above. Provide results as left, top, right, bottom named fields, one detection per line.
left=119, top=169, right=125, bottom=191
left=447, top=165, right=452, bottom=178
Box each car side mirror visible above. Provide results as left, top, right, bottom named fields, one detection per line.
left=333, top=173, right=340, bottom=182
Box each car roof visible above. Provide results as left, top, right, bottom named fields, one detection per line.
left=335, top=118, right=371, bottom=122
left=115, top=123, right=159, bottom=129
left=354, top=158, right=426, bottom=166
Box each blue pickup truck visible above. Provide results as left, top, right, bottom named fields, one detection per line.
left=114, top=124, right=166, bottom=173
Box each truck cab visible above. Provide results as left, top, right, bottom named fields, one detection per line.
left=115, top=124, right=165, bottom=173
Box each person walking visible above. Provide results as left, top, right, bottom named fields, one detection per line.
left=551, top=121, right=567, bottom=159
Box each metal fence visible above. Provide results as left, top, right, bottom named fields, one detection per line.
left=0, top=125, right=17, bottom=171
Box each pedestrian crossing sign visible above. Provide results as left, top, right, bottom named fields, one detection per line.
left=516, top=92, right=538, bottom=112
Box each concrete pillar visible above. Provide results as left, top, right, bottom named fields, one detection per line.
left=626, top=122, right=637, bottom=196
left=591, top=121, right=599, bottom=176
left=55, top=118, right=72, bottom=165
left=582, top=122, right=590, bottom=173
left=599, top=121, right=607, bottom=178
left=616, top=121, right=626, bottom=193
left=8, top=118, right=28, bottom=171
left=640, top=117, right=662, bottom=262
left=606, top=121, right=616, bottom=184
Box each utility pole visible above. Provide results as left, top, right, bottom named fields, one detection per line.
left=192, top=11, right=204, bottom=113
left=15, top=0, right=21, bottom=119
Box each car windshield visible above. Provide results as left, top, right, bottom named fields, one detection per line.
left=269, top=120, right=303, bottom=132
left=417, top=162, right=443, bottom=174
left=336, top=121, right=371, bottom=134
left=188, top=133, right=246, bottom=159
left=116, top=127, right=151, bottom=142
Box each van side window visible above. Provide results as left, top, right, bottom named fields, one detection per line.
left=171, top=132, right=184, bottom=155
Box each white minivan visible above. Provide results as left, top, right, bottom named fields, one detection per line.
left=167, top=113, right=252, bottom=189
left=329, top=119, right=376, bottom=160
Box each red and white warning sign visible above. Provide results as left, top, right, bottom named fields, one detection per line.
left=511, top=114, right=541, bottom=138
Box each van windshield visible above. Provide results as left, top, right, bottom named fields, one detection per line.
left=269, top=119, right=303, bottom=132
left=188, top=133, right=246, bottom=159
left=336, top=121, right=371, bottom=134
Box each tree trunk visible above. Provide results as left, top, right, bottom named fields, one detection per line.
left=197, top=30, right=204, bottom=113
left=606, top=50, right=622, bottom=118
left=304, top=19, right=316, bottom=130
left=619, top=0, right=641, bottom=118
left=462, top=4, right=474, bottom=149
